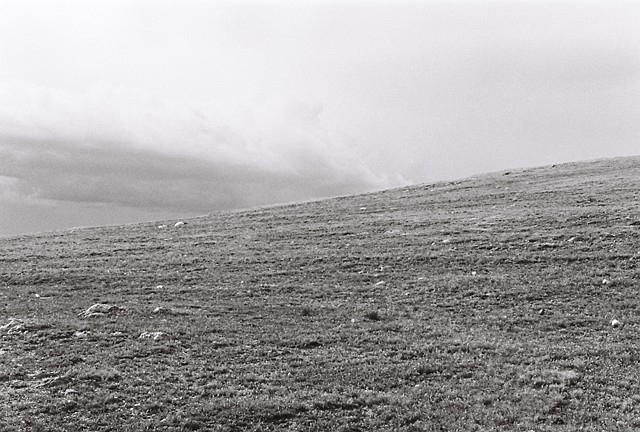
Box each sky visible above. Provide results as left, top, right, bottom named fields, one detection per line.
left=1, top=0, right=639, bottom=237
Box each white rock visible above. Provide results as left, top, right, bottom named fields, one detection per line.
left=139, top=331, right=167, bottom=341
left=602, top=278, right=611, bottom=285
left=1, top=318, right=24, bottom=333
left=78, top=303, right=118, bottom=318
left=611, top=319, right=623, bottom=328
left=174, top=221, right=186, bottom=227
left=158, top=224, right=167, bottom=229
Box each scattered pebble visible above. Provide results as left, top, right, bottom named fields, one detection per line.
left=174, top=221, right=186, bottom=227
left=0, top=318, right=25, bottom=333
left=36, top=375, right=69, bottom=388
left=602, top=279, right=611, bottom=285
left=611, top=319, right=623, bottom=328
left=78, top=303, right=118, bottom=318
left=538, top=308, right=545, bottom=315
left=158, top=224, right=167, bottom=229
left=139, top=331, right=167, bottom=341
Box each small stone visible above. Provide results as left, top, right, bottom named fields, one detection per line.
left=611, top=319, right=623, bottom=328
left=538, top=308, right=545, bottom=315
left=174, top=221, right=186, bottom=227
left=602, top=278, right=611, bottom=285
left=158, top=225, right=167, bottom=229
left=152, top=307, right=177, bottom=315
left=1, top=318, right=27, bottom=334
left=0, top=318, right=23, bottom=331
left=139, top=331, right=167, bottom=341
left=79, top=303, right=118, bottom=318
left=78, top=303, right=117, bottom=317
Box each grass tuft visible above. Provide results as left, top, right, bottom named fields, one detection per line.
left=364, top=310, right=382, bottom=321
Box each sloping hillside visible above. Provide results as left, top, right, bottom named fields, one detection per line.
left=1, top=156, right=639, bottom=431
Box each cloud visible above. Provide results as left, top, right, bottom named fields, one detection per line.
left=0, top=80, right=403, bottom=216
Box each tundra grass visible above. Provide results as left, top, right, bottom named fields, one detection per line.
left=1, top=156, right=640, bottom=431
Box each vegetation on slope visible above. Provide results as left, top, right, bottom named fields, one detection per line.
left=1, top=157, right=640, bottom=431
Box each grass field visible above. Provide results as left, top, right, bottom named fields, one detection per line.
left=1, top=156, right=640, bottom=431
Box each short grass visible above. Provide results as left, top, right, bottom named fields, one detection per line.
left=1, top=156, right=640, bottom=431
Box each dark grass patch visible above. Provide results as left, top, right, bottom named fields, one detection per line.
left=364, top=310, right=383, bottom=321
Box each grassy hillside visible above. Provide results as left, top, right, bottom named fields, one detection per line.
left=1, top=156, right=640, bottom=431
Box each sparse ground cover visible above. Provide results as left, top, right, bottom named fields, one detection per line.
left=1, top=157, right=640, bottom=431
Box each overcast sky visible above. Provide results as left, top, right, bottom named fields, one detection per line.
left=1, top=0, right=639, bottom=237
